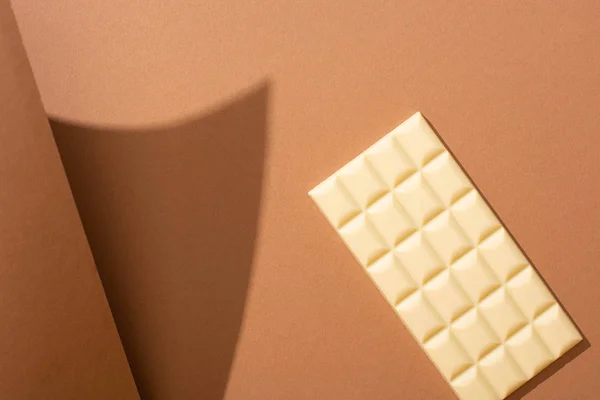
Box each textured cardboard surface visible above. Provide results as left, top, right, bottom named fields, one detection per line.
left=12, top=1, right=600, bottom=398
left=0, top=2, right=138, bottom=398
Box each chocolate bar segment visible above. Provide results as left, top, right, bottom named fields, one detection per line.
left=309, top=112, right=581, bottom=400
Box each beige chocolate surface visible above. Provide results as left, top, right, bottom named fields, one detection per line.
left=310, top=112, right=581, bottom=399
left=12, top=1, right=600, bottom=398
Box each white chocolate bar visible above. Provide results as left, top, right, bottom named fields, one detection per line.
left=309, top=112, right=581, bottom=400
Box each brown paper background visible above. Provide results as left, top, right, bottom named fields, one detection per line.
left=12, top=0, right=600, bottom=398
left=49, top=84, right=269, bottom=399
left=0, top=2, right=138, bottom=398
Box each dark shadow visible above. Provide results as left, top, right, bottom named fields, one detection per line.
left=49, top=83, right=270, bottom=400
left=423, top=114, right=590, bottom=399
